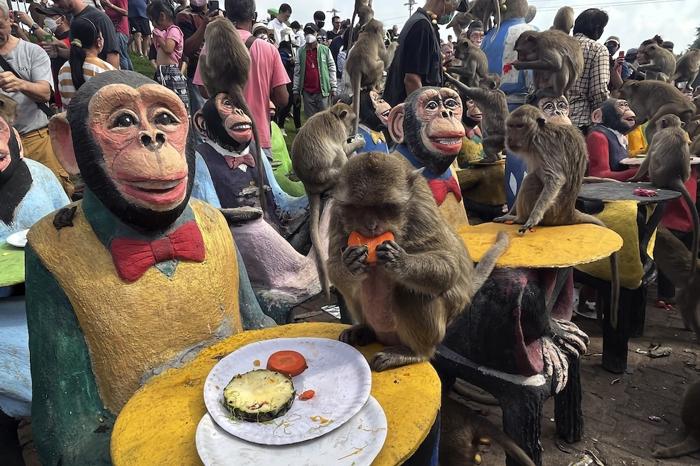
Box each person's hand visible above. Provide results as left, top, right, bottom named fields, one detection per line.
left=15, top=11, right=33, bottom=27
left=0, top=72, right=26, bottom=93
left=42, top=44, right=57, bottom=58
left=293, top=93, right=301, bottom=106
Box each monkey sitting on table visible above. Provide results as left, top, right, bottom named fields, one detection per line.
left=387, top=86, right=470, bottom=228
left=328, top=151, right=509, bottom=371
left=629, top=114, right=699, bottom=279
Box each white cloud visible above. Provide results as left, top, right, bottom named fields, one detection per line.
left=256, top=0, right=699, bottom=52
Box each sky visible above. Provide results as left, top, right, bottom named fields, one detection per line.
left=255, top=0, right=700, bottom=53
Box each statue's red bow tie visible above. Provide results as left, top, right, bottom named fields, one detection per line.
left=224, top=154, right=256, bottom=170
left=110, top=221, right=205, bottom=282
left=427, top=177, right=462, bottom=206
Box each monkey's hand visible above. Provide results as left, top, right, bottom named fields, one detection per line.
left=518, top=217, right=540, bottom=235
left=345, top=134, right=366, bottom=154
left=493, top=214, right=517, bottom=224
left=375, top=240, right=406, bottom=271
left=339, top=324, right=376, bottom=347
left=342, top=245, right=370, bottom=276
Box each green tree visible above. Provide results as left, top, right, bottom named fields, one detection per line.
left=692, top=26, right=700, bottom=49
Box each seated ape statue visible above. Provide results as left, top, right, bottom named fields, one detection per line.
left=26, top=71, right=247, bottom=465
left=455, top=97, right=507, bottom=221
left=0, top=116, right=69, bottom=241
left=586, top=99, right=639, bottom=181
left=192, top=93, right=322, bottom=321
left=356, top=89, right=391, bottom=154
left=388, top=86, right=469, bottom=229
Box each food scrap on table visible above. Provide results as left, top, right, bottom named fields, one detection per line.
left=267, top=350, right=308, bottom=377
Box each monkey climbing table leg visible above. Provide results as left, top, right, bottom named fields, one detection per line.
left=554, top=356, right=583, bottom=443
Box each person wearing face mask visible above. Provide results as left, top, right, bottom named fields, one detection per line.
left=384, top=0, right=468, bottom=106
left=313, top=11, right=326, bottom=43
left=292, top=22, right=337, bottom=118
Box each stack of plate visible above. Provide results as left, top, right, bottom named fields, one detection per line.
left=197, top=337, right=387, bottom=466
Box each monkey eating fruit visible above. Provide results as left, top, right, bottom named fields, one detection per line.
left=328, top=151, right=509, bottom=372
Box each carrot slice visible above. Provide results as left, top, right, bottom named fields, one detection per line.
left=267, top=350, right=308, bottom=377
left=347, top=231, right=395, bottom=264
left=298, top=390, right=315, bottom=400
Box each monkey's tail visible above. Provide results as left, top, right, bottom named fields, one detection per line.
left=472, top=231, right=509, bottom=292
left=309, top=193, right=330, bottom=301
left=572, top=211, right=620, bottom=328
left=352, top=71, right=361, bottom=136
left=653, top=435, right=700, bottom=459
left=679, top=184, right=700, bottom=280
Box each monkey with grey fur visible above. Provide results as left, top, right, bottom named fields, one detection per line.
left=653, top=381, right=700, bottom=458
left=328, top=151, right=509, bottom=371
left=199, top=18, right=266, bottom=211
left=291, top=103, right=365, bottom=299
left=494, top=105, right=620, bottom=322
left=345, top=18, right=388, bottom=134
left=446, top=73, right=507, bottom=163
left=0, top=95, right=17, bottom=126
left=618, top=80, right=696, bottom=143
left=672, top=49, right=700, bottom=91
left=638, top=43, right=676, bottom=82
left=629, top=114, right=699, bottom=280
left=654, top=226, right=700, bottom=340
left=447, top=34, right=489, bottom=88
left=551, top=6, right=574, bottom=34
left=348, top=0, right=373, bottom=50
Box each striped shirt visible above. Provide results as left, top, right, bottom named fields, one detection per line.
left=58, top=56, right=116, bottom=110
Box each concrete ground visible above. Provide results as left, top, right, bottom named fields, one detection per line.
left=1, top=289, right=698, bottom=465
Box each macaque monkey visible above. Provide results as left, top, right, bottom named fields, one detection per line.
left=512, top=29, right=584, bottom=97
left=291, top=103, right=365, bottom=299
left=551, top=6, right=574, bottom=34
left=672, top=49, right=700, bottom=91
left=447, top=34, right=489, bottom=88
left=445, top=73, right=507, bottom=163
left=348, top=0, right=373, bottom=50
left=345, top=19, right=388, bottom=135
left=199, top=18, right=265, bottom=211
left=529, top=93, right=571, bottom=125
left=638, top=43, right=676, bottom=82
left=654, top=226, right=700, bottom=340
left=328, top=151, right=509, bottom=371
left=494, top=105, right=620, bottom=319
left=618, top=80, right=696, bottom=143
left=653, top=381, right=700, bottom=458
left=0, top=94, right=17, bottom=126
left=629, top=114, right=698, bottom=279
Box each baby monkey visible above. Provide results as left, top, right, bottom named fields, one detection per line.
left=328, top=152, right=509, bottom=371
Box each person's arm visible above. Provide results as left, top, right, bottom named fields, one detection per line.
left=180, top=14, right=206, bottom=57
left=102, top=0, right=128, bottom=16
left=97, top=16, right=120, bottom=68
left=404, top=73, right=422, bottom=96
left=589, top=47, right=611, bottom=112
left=0, top=44, right=53, bottom=102
left=160, top=38, right=177, bottom=54
left=327, top=48, right=337, bottom=95
left=292, top=48, right=301, bottom=94
left=586, top=131, right=637, bottom=181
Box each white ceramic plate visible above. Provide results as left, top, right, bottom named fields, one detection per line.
left=204, top=337, right=372, bottom=445
left=6, top=229, right=28, bottom=248
left=196, top=396, right=387, bottom=466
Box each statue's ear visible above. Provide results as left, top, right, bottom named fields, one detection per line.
left=193, top=110, right=208, bottom=138
left=388, top=103, right=406, bottom=144
left=591, top=108, right=604, bottom=124
left=49, top=113, right=79, bottom=175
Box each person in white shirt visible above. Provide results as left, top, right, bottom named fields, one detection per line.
left=290, top=20, right=304, bottom=48
left=267, top=3, right=291, bottom=47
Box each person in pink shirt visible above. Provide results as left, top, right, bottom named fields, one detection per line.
left=148, top=0, right=189, bottom=109
left=193, top=0, right=290, bottom=157
left=101, top=0, right=133, bottom=70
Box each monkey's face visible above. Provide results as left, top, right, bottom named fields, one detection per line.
left=415, top=88, right=464, bottom=156
left=215, top=93, right=253, bottom=145
left=505, top=106, right=543, bottom=154
left=465, top=99, right=482, bottom=123
left=370, top=91, right=391, bottom=126
left=338, top=201, right=405, bottom=238
left=538, top=96, right=570, bottom=125
left=330, top=103, right=357, bottom=135
left=514, top=33, right=538, bottom=62
left=88, top=83, right=190, bottom=213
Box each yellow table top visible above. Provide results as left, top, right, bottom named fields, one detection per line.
left=459, top=222, right=624, bottom=268
left=111, top=322, right=441, bottom=466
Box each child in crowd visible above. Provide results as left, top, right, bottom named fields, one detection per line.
left=148, top=0, right=189, bottom=110
left=58, top=17, right=116, bottom=110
